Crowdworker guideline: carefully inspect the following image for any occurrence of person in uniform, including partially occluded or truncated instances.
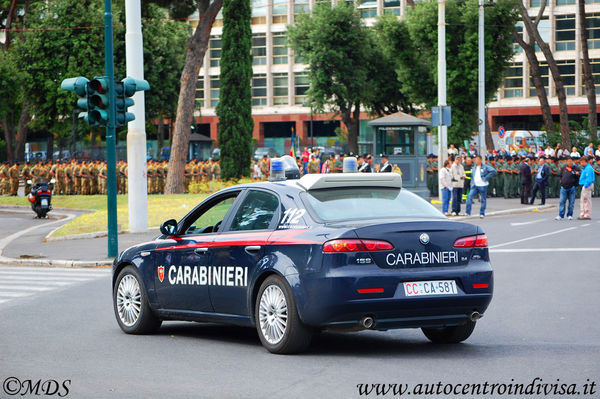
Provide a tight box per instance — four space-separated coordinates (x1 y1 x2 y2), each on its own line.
8 162 20 196
0 162 10 195
90 161 99 195
73 161 82 195
426 155 433 196
147 161 155 194
431 154 439 197
379 154 392 173
308 154 320 174
259 156 270 180
502 156 512 199
593 157 600 197
22 162 32 195
184 161 193 193
462 157 472 202
211 159 221 180
99 162 107 195
80 162 91 195
120 162 128 194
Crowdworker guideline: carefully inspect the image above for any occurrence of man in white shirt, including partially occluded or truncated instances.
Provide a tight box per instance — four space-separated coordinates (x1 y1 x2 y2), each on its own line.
544 145 555 157
466 156 497 218
448 144 459 157
595 145 600 158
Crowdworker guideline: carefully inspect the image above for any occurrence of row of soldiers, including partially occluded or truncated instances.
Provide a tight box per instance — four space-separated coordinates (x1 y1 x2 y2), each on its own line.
426 154 600 199
0 159 223 196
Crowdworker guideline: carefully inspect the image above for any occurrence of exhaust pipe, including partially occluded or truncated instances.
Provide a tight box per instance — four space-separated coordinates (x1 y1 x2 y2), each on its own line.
468 311 482 322
360 316 375 329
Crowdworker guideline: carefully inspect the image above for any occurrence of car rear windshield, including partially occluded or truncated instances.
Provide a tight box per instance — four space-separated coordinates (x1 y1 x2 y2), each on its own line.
302 188 444 222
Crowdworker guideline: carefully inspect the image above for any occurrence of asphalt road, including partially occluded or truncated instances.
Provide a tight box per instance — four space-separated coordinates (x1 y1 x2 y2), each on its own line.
0 209 598 398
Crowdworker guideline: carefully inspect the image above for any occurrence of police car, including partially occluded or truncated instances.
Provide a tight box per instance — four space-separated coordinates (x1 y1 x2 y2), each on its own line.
112 157 493 354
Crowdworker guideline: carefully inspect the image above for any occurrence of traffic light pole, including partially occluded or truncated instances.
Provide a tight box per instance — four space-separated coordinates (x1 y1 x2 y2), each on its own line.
104 0 119 258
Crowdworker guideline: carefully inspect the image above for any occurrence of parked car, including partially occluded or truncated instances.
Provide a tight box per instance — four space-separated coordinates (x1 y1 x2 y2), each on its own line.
253 147 277 160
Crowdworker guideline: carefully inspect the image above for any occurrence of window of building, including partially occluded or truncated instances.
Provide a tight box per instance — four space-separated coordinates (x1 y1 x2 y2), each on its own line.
555 14 575 51
294 73 309 105
529 61 549 97
210 77 219 107
384 0 401 15
530 0 541 7
513 22 523 53
273 73 289 105
273 32 288 64
252 74 267 106
582 59 600 95
556 0 575 5
358 0 377 18
252 0 267 24
503 63 523 98
209 36 221 67
273 0 288 24
534 17 550 52
556 60 575 95
587 13 600 50
252 34 267 65
294 0 310 16
195 77 204 108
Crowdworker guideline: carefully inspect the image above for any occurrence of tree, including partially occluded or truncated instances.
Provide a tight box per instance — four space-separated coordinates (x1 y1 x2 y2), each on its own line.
288 3 410 154
165 0 223 193
578 0 597 138
215 0 252 179
519 0 571 149
382 0 519 146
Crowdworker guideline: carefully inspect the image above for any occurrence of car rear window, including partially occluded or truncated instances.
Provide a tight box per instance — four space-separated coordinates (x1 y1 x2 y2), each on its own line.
302 188 444 222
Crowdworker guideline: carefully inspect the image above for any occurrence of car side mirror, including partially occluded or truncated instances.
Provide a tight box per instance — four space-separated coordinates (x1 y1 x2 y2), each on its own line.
160 219 178 236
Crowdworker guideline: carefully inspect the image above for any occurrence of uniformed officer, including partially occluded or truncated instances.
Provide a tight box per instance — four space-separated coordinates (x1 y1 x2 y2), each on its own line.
120 162 128 194
462 157 472 201
308 154 320 174
503 156 512 199
8 162 20 196
211 159 221 180
357 155 371 173
332 154 343 173
426 155 434 195
431 154 439 196
184 161 193 193
98 162 107 195
593 157 600 197
379 154 392 173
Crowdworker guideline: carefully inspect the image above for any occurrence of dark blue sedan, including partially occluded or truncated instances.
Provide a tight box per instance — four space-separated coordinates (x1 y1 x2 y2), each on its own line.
112 172 493 354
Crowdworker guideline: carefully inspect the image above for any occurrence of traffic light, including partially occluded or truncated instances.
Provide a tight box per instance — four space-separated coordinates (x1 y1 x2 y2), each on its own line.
115 77 150 126
61 77 90 120
86 77 110 126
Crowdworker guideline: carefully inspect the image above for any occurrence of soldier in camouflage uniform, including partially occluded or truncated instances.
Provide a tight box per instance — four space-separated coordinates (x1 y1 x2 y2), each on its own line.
120 162 128 194
426 155 434 196
431 155 439 197
548 158 560 198
147 161 155 194
98 162 107 195
8 162 20 196
81 162 91 195
593 157 600 197
211 159 221 180
22 162 32 195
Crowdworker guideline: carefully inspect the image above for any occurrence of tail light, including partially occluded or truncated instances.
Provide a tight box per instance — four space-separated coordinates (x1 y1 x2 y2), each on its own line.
323 239 394 253
453 234 488 248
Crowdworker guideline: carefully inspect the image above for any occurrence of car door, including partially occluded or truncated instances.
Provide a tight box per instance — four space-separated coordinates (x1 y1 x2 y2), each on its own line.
153 191 241 313
208 189 281 316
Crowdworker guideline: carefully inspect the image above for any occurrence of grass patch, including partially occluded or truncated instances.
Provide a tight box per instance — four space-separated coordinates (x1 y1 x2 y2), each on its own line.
0 194 209 237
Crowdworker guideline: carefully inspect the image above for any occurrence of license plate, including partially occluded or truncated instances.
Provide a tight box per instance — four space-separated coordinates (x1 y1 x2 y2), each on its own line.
41 199 48 207
403 280 458 297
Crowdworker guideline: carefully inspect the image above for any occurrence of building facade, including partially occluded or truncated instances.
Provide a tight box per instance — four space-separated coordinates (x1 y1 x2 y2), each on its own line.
488 0 600 133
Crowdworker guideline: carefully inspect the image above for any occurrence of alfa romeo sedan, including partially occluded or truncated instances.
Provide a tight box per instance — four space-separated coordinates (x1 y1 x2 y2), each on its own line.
112 172 493 354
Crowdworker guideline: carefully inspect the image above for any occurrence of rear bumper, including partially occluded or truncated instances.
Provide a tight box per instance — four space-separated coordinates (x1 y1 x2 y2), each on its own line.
294 261 493 330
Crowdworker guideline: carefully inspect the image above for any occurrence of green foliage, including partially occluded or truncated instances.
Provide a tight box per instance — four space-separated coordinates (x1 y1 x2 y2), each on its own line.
381 0 519 144
216 0 253 179
0 49 28 119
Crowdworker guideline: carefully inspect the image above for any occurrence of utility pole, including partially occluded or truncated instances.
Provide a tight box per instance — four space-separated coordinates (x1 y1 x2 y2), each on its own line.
478 0 486 158
125 0 148 232
104 0 119 257
437 0 448 199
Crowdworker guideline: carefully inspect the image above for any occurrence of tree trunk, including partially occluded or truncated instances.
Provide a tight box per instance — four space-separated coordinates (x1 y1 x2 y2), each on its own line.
157 115 164 156
2 117 15 163
340 103 360 154
485 108 494 151
513 30 555 133
14 102 31 162
165 0 223 194
520 0 571 149
2 0 18 50
578 0 598 138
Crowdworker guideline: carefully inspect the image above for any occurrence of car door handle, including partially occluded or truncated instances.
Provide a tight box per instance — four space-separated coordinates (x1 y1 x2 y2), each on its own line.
245 245 261 253
194 247 209 255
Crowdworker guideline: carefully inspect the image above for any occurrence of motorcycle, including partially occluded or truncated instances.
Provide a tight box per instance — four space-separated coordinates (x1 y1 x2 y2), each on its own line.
27 179 54 218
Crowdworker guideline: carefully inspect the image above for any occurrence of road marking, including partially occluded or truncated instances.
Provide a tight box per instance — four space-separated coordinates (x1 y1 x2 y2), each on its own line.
489 227 578 249
0 292 30 298
0 274 95 282
581 223 591 227
510 219 547 226
0 284 54 291
490 248 600 253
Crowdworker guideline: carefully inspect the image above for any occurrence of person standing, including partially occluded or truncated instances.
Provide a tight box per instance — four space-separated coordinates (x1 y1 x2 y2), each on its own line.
519 158 532 204
379 154 392 173
583 142 594 157
450 156 466 216
595 145 600 158
439 160 452 216
555 157 580 220
447 144 458 157
466 155 497 218
530 157 549 205
570 147 581 158
578 156 595 220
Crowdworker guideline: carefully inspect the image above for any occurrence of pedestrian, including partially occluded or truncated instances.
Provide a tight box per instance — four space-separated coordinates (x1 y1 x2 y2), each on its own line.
583 142 594 157
519 157 532 204
595 145 600 158
301 147 310 174
578 156 595 220
450 156 466 216
447 144 458 157
555 157 580 220
357 155 371 173
439 160 452 216
529 157 549 205
379 154 392 173
570 146 581 158
465 155 497 218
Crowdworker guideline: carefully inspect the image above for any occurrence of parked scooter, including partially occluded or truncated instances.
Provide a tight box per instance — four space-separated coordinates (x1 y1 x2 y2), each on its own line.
27 179 54 218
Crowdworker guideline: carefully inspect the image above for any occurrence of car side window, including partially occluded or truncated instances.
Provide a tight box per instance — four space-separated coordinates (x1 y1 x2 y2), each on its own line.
183 195 238 235
229 190 279 232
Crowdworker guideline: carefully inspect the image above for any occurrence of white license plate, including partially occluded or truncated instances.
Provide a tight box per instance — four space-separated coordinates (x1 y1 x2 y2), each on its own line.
403 280 458 297
41 199 48 206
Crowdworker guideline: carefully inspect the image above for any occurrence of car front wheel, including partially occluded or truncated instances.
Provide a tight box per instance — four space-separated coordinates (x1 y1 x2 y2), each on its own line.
421 319 476 344
113 265 161 334
255 275 312 354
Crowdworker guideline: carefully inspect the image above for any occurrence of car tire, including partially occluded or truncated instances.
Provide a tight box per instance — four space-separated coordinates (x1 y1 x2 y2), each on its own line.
255 275 312 354
113 265 161 334
421 320 476 344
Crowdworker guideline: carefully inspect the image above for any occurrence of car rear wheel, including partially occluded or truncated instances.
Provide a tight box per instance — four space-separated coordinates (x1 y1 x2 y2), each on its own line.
113 265 161 334
255 275 312 354
421 320 476 344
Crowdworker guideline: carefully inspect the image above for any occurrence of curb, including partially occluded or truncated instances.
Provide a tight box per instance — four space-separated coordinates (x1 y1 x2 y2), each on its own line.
44 226 160 242
452 204 556 220
0 256 112 268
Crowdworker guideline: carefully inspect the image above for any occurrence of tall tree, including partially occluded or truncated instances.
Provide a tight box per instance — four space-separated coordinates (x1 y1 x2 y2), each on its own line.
165 0 223 193
578 0 597 138
216 0 252 179
519 0 571 148
380 0 519 145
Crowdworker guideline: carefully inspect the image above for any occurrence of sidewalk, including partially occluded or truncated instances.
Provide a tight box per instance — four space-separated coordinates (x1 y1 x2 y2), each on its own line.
0 197 559 267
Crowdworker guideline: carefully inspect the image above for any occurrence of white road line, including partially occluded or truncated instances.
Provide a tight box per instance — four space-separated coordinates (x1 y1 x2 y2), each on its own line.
0 266 110 272
0 299 10 304
0 292 30 298
0 275 93 282
490 248 600 253
0 285 54 291
510 219 547 226
489 226 578 249
0 269 109 276
3 280 72 286
581 223 591 227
